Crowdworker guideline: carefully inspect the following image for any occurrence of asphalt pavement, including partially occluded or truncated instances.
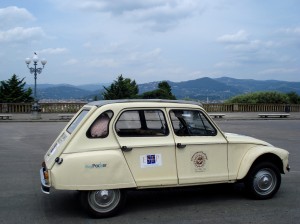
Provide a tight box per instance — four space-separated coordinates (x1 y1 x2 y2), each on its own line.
0 119 299 223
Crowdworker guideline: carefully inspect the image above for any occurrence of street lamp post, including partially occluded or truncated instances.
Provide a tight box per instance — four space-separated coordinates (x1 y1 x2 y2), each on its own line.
25 53 47 119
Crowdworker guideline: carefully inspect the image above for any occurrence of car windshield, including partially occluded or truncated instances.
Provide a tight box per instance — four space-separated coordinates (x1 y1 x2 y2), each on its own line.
67 109 90 134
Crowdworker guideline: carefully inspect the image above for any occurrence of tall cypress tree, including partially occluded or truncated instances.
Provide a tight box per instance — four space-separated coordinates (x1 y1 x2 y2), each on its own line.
141 81 176 99
103 75 139 100
0 74 33 103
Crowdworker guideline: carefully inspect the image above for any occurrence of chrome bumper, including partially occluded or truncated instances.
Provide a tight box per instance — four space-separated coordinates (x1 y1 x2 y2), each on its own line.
40 168 50 194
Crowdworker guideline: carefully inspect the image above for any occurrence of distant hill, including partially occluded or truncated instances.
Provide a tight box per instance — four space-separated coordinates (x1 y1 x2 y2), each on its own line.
27 77 300 101
76 83 108 92
38 85 91 100
138 77 241 101
215 77 300 94
170 77 241 101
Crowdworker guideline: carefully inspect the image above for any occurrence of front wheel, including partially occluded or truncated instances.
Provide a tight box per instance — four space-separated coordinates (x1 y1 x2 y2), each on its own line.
244 162 281 199
80 189 126 218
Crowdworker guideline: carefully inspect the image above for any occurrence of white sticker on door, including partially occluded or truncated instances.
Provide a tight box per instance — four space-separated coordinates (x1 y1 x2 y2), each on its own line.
140 154 162 168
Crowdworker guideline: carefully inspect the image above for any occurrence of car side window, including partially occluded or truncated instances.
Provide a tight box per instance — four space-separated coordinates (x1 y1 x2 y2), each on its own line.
116 110 169 137
87 111 113 138
170 110 217 136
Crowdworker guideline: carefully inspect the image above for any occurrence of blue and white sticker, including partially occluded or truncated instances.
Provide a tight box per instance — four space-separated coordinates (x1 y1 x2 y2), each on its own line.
140 154 162 168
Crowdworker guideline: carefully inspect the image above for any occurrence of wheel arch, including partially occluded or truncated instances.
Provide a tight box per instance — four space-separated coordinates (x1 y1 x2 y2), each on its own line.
250 153 283 173
237 149 284 180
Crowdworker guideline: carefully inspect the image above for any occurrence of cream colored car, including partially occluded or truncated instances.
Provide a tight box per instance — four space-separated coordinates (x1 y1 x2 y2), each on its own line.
40 100 290 218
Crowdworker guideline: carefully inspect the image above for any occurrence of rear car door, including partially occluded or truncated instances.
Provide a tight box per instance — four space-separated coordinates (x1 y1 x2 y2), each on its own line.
114 109 178 187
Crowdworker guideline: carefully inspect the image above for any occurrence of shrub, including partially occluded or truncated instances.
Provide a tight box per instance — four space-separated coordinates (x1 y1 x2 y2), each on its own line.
226 91 289 104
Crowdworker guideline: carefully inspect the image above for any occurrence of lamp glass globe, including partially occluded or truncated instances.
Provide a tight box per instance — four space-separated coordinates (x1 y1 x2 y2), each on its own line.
25 58 31 64
33 55 39 63
41 59 47 65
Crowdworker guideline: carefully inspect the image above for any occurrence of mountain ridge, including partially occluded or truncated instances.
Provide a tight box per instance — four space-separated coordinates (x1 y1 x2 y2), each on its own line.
26 77 300 101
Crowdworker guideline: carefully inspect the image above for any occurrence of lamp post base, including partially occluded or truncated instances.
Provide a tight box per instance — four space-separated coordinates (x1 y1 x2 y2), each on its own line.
31 110 42 120
31 102 42 120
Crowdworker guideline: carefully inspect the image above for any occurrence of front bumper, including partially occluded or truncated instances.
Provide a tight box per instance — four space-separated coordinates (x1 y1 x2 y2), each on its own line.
40 168 50 194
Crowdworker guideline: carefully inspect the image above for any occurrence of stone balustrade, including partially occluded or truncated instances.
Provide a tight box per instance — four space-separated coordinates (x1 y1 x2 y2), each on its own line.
0 102 299 113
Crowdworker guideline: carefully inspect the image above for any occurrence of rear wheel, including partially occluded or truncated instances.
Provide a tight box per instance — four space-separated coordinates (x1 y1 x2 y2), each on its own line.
245 162 281 199
80 189 126 218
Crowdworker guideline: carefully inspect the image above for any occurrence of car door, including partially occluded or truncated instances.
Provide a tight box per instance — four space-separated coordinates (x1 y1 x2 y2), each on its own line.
114 109 178 187
167 109 229 185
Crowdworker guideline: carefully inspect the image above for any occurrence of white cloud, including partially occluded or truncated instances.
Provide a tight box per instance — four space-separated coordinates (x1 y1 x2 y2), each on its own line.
224 40 274 52
75 0 199 15
0 27 44 42
0 6 35 27
277 27 300 35
136 66 186 83
2 0 300 84
84 45 162 69
83 42 92 48
88 58 119 68
258 68 299 75
64 58 79 65
84 41 126 54
214 61 240 68
53 0 204 31
38 48 68 54
217 30 249 44
216 29 285 69
123 0 202 31
128 48 162 62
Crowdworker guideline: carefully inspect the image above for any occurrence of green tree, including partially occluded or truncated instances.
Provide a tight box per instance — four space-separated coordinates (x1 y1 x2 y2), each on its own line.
141 81 176 99
226 91 289 104
103 75 139 100
93 95 99 101
0 74 33 103
158 81 172 95
286 91 300 104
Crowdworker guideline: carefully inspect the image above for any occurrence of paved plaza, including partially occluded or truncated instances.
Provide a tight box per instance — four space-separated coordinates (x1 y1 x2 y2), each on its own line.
0 118 299 223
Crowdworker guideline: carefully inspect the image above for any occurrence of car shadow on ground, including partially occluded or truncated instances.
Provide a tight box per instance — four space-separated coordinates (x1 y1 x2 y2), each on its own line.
124 183 246 213
39 183 246 219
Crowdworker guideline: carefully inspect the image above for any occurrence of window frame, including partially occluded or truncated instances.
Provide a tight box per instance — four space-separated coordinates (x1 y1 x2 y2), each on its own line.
86 110 114 139
169 109 217 137
67 109 90 134
115 109 169 137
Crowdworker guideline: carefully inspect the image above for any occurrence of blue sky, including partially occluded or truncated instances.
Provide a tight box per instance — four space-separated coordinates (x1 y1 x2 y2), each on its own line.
0 0 299 85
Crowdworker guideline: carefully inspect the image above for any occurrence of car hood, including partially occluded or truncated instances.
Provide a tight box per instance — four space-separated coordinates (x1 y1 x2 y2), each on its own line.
224 132 272 146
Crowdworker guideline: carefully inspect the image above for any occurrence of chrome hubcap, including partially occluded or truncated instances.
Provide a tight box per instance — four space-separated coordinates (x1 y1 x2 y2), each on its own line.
99 190 109 201
253 168 277 195
88 190 121 213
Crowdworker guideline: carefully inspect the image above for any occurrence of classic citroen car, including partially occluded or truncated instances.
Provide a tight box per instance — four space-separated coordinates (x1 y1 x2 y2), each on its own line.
40 100 290 218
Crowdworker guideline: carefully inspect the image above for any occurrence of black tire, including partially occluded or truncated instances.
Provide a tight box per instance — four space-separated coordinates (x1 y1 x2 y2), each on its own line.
244 162 281 200
80 189 126 218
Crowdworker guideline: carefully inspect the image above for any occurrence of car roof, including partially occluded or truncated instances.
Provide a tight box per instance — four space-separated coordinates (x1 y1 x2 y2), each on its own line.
87 99 203 108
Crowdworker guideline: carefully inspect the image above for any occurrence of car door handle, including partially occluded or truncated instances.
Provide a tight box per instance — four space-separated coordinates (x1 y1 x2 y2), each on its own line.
177 143 186 149
121 146 133 152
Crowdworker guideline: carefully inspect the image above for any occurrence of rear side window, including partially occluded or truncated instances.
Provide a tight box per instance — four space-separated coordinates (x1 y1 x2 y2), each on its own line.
170 110 217 136
116 110 169 137
87 111 113 138
67 109 89 134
